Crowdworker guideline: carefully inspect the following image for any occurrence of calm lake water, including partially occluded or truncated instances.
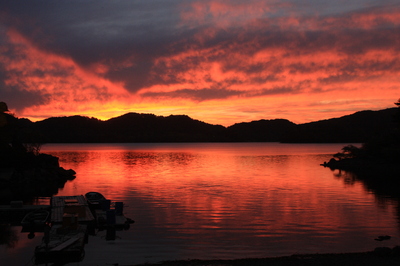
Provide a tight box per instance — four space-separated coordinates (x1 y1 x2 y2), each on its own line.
1 143 400 265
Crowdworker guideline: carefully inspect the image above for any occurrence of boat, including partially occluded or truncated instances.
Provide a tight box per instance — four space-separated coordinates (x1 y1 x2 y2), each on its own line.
21 209 49 232
84 192 135 230
85 192 106 209
35 224 87 264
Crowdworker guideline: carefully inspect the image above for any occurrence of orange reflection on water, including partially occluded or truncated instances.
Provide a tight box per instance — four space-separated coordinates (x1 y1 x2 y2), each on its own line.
41 143 399 258
38 143 400 259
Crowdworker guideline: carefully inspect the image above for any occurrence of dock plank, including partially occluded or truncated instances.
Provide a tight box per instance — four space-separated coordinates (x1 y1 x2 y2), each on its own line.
50 236 80 251
35 224 87 264
94 209 133 229
51 195 94 224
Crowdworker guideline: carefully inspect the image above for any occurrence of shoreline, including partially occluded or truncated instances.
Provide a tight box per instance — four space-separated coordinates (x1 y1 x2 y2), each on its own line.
132 249 400 266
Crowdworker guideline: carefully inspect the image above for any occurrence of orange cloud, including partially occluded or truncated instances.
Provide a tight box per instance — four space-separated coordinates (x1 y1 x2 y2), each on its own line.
2 29 132 117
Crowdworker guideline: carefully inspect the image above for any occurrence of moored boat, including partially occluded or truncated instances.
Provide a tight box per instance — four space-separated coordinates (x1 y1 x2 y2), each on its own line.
85 192 106 209
34 224 87 264
21 209 49 232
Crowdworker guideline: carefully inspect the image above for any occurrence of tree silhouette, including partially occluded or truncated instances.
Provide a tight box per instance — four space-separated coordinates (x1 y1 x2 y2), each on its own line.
0 102 15 149
333 144 363 160
394 98 400 127
330 98 400 163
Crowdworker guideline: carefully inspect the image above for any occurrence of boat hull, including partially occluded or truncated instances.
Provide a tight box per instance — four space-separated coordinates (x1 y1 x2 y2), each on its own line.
21 209 49 232
34 224 87 264
85 192 107 209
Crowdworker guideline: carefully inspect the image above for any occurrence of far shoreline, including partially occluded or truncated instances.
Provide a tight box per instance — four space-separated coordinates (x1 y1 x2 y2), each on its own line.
132 249 400 266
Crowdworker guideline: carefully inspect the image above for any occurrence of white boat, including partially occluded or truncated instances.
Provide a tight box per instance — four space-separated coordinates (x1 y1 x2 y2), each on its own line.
21 209 49 232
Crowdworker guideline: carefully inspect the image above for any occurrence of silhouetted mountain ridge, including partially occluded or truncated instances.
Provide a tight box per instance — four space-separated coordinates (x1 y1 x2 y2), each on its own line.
291 108 398 143
227 119 297 142
17 108 398 143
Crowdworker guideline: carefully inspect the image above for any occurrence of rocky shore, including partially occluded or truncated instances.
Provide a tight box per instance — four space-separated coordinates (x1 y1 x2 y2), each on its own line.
1 103 76 203
134 248 400 266
0 153 76 203
322 157 400 197
322 157 399 174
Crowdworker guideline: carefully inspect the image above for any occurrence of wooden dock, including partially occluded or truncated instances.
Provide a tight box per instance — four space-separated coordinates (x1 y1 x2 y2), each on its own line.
94 209 134 230
33 194 134 261
33 195 93 263
51 195 95 224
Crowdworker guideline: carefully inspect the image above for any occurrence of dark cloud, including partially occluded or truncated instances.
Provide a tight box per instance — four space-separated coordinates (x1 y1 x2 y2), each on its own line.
256 86 299 96
0 57 51 111
141 84 298 102
142 87 242 101
0 1 181 64
0 82 51 112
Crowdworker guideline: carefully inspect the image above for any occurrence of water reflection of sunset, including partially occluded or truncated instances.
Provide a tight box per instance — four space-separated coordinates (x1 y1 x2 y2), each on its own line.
45 144 399 253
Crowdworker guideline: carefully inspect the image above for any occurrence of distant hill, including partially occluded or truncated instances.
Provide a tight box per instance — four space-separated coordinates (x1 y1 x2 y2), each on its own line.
284 108 398 143
20 113 228 143
226 119 297 142
16 108 398 143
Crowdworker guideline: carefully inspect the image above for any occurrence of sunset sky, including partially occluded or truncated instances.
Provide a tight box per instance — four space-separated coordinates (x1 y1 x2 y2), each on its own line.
1 0 399 126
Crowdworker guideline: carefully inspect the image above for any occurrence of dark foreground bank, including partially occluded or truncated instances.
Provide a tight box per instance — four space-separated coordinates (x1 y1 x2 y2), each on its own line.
133 249 400 266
